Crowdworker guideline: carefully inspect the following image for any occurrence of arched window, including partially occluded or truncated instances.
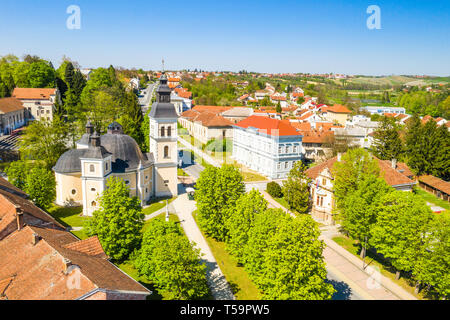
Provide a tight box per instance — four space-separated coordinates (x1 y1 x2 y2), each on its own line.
167 126 172 137
71 189 77 195
89 164 95 173
160 126 165 137
164 146 169 158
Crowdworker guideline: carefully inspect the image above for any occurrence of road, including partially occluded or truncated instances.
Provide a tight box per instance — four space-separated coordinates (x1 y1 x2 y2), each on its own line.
138 82 156 113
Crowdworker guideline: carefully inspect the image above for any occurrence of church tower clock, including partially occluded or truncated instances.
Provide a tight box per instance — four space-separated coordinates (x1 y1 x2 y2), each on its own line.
148 72 179 197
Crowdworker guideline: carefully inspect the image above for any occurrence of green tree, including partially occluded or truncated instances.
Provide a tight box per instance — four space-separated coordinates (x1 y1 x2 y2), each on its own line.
85 177 144 261
332 148 380 213
405 114 426 175
371 116 404 161
135 219 209 300
5 160 30 190
370 191 434 280
28 61 55 88
245 208 290 283
196 164 245 241
225 190 268 263
64 62 75 88
259 214 334 300
341 176 393 259
414 212 450 298
19 117 71 170
433 124 450 181
120 91 145 148
276 102 282 113
282 161 311 214
25 165 56 209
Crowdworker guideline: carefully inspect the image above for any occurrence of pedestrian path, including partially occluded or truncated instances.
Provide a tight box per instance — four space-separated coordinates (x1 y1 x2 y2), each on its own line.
178 137 221 168
172 192 235 300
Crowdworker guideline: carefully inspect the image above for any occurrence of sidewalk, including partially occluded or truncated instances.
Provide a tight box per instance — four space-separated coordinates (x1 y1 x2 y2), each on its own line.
178 136 221 168
172 193 235 300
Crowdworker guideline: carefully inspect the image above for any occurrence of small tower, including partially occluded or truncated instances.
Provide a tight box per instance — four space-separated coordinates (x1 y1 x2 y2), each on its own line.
148 72 179 198
80 131 112 216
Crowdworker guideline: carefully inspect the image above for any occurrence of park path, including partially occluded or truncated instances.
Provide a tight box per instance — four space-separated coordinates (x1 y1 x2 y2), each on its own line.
178 136 221 168
171 190 235 300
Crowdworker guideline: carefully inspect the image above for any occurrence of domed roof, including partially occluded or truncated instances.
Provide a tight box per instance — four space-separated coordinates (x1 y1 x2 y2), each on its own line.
54 126 153 174
100 133 152 173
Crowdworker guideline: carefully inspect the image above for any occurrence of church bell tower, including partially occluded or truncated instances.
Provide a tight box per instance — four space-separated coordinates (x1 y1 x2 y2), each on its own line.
148 71 179 197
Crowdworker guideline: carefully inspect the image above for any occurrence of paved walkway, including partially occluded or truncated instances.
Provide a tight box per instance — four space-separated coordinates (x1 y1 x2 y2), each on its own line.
172 191 235 300
178 137 221 168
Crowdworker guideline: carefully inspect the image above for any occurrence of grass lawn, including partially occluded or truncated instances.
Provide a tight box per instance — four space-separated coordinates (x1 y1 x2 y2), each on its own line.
70 229 89 240
192 210 261 300
332 235 432 300
143 197 176 216
414 188 450 211
47 205 89 228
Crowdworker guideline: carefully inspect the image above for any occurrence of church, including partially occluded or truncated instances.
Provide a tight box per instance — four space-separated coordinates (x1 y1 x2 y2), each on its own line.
53 73 178 216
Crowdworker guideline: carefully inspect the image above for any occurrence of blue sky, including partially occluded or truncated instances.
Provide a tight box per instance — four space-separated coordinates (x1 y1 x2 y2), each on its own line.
0 0 449 75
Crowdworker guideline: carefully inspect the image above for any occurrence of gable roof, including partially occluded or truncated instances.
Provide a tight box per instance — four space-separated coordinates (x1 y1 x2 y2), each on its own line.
418 175 450 195
323 104 351 114
234 115 301 137
0 98 24 114
12 88 57 100
305 155 415 187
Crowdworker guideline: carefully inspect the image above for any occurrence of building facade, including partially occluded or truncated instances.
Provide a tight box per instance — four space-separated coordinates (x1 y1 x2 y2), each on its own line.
12 88 61 122
232 116 304 179
0 97 25 135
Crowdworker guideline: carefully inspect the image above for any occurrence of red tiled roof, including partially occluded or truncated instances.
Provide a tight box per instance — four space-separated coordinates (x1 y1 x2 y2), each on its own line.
63 236 107 258
12 88 56 100
235 115 301 137
0 98 24 113
323 104 351 114
192 105 233 114
306 155 415 187
419 175 450 195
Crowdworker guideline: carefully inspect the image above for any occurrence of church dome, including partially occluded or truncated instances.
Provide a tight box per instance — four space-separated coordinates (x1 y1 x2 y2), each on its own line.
100 132 152 173
54 122 153 174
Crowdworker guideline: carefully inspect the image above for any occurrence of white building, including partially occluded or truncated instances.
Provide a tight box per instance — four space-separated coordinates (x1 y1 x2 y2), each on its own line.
232 115 304 180
361 106 406 115
12 88 61 122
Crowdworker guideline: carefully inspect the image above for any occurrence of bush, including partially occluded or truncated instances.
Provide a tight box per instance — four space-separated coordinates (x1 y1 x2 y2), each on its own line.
266 181 282 198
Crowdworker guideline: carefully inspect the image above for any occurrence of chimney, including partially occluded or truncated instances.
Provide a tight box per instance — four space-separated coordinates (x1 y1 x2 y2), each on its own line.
391 158 397 169
32 233 40 245
63 258 72 274
15 205 24 231
337 153 342 162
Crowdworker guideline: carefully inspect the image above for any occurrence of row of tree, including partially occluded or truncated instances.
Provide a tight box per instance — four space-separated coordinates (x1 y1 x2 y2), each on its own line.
371 115 450 181
195 164 335 299
85 177 209 299
333 149 449 299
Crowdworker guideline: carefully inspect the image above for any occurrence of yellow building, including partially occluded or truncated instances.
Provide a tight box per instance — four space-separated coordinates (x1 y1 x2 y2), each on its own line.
53 73 178 216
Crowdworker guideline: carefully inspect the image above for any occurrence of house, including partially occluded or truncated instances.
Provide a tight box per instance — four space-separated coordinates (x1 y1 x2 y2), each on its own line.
255 89 270 100
171 91 192 115
12 88 61 122
306 155 416 225
179 108 234 144
232 116 304 179
0 177 150 300
80 68 92 80
322 104 351 125
418 175 450 203
290 121 334 161
220 107 254 123
0 98 26 135
270 95 287 108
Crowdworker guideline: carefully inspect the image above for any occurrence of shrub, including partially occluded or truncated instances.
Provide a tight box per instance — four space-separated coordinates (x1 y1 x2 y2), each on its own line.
266 181 282 198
